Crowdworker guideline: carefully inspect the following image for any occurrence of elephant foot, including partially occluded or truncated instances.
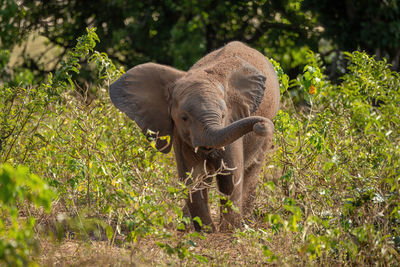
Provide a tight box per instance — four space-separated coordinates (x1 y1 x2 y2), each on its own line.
192 220 216 233
176 214 216 232
219 216 243 232
219 219 235 232
177 217 194 232
219 209 243 232
202 223 216 233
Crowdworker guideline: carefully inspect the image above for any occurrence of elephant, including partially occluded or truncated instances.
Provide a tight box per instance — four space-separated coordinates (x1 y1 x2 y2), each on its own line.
109 41 280 231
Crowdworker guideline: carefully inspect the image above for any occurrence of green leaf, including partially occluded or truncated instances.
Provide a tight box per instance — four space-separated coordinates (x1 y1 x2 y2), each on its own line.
106 225 114 241
193 216 203 226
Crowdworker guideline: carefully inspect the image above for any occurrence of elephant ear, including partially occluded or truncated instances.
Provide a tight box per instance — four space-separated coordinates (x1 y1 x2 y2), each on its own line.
228 61 266 119
109 63 185 153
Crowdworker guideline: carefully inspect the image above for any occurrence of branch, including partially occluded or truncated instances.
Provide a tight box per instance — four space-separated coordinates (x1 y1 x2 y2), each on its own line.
247 21 309 43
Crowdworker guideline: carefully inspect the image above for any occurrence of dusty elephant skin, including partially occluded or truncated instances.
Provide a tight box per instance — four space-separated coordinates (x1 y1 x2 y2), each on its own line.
109 41 280 232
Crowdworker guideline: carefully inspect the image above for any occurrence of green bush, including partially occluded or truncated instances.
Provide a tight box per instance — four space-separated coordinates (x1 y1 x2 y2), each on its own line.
252 51 400 265
0 164 54 266
1 28 193 263
1 28 399 265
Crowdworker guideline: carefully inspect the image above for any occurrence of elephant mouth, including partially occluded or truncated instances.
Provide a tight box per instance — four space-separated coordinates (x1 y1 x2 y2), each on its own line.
193 146 225 161
194 146 225 154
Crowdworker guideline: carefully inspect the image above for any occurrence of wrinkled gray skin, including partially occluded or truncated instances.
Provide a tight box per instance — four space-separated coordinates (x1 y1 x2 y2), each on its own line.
109 41 280 231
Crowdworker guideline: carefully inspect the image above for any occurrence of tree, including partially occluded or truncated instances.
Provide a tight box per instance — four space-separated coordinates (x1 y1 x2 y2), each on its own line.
8 0 315 79
304 0 400 69
3 0 399 84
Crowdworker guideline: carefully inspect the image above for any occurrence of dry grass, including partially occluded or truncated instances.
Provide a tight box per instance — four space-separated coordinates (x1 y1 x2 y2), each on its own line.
36 231 281 266
38 240 137 267
31 200 280 266
29 158 298 266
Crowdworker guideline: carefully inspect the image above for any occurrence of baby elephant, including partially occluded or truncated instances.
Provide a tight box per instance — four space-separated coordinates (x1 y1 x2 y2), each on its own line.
110 41 280 231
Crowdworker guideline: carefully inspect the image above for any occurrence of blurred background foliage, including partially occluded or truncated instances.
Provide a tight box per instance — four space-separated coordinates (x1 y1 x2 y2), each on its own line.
1 0 399 85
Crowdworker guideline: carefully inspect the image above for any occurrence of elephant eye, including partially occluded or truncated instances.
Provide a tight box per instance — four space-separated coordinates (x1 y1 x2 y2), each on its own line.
181 115 188 122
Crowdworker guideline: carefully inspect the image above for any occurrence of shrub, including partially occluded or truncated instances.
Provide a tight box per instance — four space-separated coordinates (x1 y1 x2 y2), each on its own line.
1 28 192 263
254 51 400 264
1 28 399 265
0 164 54 266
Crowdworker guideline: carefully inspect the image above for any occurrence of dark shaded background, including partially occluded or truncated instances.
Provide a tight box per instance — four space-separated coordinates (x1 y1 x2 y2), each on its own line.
1 0 399 83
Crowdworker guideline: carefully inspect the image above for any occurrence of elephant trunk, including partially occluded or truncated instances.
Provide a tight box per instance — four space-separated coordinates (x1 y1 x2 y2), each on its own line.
192 116 274 149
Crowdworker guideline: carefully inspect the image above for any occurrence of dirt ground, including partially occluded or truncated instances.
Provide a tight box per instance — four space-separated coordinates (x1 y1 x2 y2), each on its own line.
36 229 293 266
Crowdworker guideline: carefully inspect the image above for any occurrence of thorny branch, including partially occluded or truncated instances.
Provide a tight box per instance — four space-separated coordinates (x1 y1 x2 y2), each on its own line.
185 159 237 203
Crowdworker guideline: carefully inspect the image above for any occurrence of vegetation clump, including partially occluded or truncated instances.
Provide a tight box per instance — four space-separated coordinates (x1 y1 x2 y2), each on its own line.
0 28 399 266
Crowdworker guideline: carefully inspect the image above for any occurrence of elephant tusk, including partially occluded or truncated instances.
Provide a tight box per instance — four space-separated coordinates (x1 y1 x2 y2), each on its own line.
194 147 199 153
221 146 225 151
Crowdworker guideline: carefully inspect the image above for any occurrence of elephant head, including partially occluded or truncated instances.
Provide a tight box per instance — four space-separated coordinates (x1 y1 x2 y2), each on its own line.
109 59 273 154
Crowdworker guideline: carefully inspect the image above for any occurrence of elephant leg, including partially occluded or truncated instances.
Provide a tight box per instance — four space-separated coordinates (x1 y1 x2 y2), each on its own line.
242 154 265 215
216 139 244 230
175 152 215 231
217 173 243 231
242 130 274 215
174 139 215 232
185 163 214 232
167 183 213 232
186 187 214 232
